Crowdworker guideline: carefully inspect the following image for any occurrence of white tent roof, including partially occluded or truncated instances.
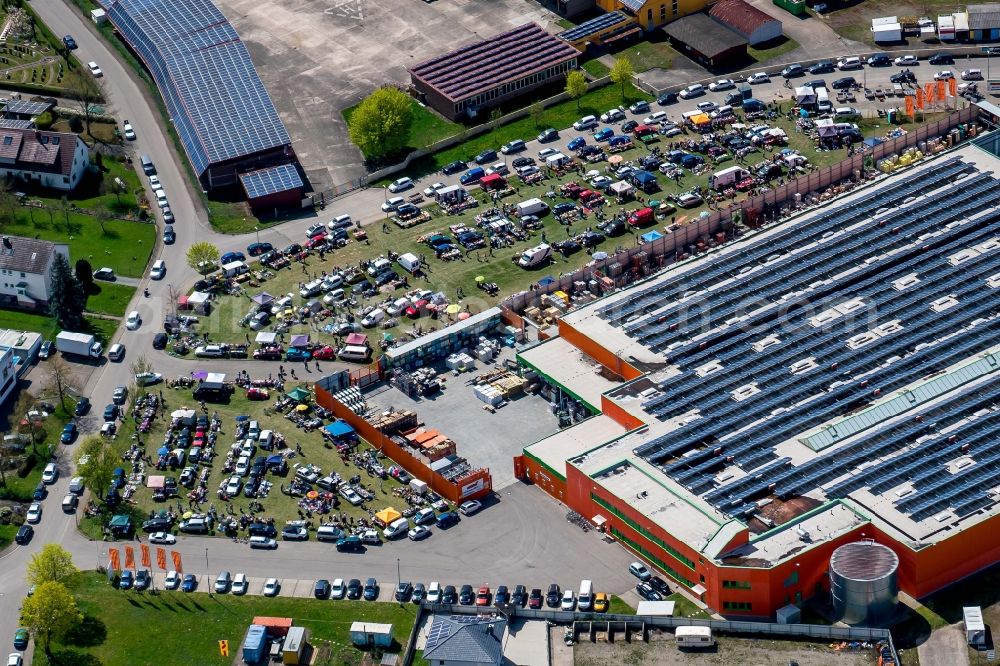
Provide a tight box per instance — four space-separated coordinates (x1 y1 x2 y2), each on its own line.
610 181 634 194
255 331 277 343
187 291 210 305
203 372 226 388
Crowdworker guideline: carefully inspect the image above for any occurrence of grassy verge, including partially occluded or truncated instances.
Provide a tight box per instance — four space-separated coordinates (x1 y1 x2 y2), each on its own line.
581 59 610 78
666 592 710 619
34 571 417 666
84 281 136 317
0 309 119 345
0 212 155 278
607 41 676 73
608 596 635 615
0 524 17 550
748 36 801 64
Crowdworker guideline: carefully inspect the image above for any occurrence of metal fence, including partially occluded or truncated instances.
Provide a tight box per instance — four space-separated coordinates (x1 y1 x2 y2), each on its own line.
501 105 978 319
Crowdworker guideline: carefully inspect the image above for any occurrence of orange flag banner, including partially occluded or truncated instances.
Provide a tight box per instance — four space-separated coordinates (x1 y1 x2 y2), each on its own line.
123 545 135 570
171 550 183 574
156 547 167 571
925 83 935 103
949 78 957 97
140 543 151 568
905 95 915 118
915 87 924 109
936 79 946 101
108 548 120 571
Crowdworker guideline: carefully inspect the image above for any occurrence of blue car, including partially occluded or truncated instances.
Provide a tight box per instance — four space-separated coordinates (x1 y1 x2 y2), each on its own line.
593 127 615 142
680 154 704 169
221 251 245 264
435 511 460 528
459 167 485 185
285 347 311 362
60 423 77 444
181 574 197 592
567 136 587 151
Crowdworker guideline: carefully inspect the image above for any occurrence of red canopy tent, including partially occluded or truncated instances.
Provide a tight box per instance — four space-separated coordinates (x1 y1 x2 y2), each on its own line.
345 333 369 347
480 173 506 190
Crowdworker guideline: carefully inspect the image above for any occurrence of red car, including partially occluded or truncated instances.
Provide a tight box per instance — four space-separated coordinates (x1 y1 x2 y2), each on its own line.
528 588 543 609
475 585 491 606
312 346 337 360
405 299 428 318
246 387 269 400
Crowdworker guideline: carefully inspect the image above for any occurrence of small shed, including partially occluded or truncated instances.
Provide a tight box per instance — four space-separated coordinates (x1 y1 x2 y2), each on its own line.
202 372 226 390
871 16 902 42
282 626 308 665
350 622 393 648
90 7 107 24
964 606 987 646
243 625 268 664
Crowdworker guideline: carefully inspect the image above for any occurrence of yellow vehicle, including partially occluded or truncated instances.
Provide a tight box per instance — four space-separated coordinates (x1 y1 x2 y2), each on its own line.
593 592 609 613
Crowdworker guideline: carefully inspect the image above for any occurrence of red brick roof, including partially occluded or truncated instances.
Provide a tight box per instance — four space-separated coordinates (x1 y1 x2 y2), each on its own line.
709 0 778 36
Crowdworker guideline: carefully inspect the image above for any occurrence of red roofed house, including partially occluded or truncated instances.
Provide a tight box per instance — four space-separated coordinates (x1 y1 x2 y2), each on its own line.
0 128 90 191
709 0 782 46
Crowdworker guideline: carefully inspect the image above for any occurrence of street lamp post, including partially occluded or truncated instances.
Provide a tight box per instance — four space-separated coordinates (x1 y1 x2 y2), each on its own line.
254 226 260 244
205 547 209 571
396 557 401 602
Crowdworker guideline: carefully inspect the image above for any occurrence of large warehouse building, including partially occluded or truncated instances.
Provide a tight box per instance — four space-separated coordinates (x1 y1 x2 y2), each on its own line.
516 143 1000 620
409 23 578 121
100 0 300 193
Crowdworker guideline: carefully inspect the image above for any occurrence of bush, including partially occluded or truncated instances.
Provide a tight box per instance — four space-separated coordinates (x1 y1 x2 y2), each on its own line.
17 455 36 478
69 116 83 132
34 110 53 129
0 506 12 524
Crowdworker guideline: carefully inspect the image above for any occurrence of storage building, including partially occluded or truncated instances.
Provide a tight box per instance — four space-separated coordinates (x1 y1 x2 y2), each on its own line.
240 163 304 211
409 23 578 121
282 626 308 665
967 3 1000 41
349 622 393 649
708 0 782 46
662 13 747 67
871 16 902 42
964 606 986 646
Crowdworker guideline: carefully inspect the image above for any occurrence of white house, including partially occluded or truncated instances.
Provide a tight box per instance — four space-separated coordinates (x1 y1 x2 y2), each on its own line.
0 128 90 191
0 235 69 310
0 346 16 407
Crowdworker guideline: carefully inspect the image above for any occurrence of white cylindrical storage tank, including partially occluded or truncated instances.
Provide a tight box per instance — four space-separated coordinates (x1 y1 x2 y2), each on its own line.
829 541 899 626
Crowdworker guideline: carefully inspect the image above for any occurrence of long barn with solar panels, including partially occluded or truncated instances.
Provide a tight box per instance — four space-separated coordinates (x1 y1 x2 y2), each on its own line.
516 141 1000 619
99 0 298 192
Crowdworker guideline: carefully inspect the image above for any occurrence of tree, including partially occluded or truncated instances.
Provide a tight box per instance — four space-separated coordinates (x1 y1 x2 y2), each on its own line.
13 391 44 456
489 108 503 132
20 581 82 656
565 70 588 109
610 56 635 102
75 259 93 291
26 544 78 587
347 86 414 160
48 253 86 329
186 241 220 273
130 355 152 396
67 74 107 137
529 101 545 128
75 437 116 502
45 355 74 412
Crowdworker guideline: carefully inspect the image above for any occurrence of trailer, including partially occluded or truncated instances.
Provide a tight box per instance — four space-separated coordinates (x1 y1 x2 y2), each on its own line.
55 331 103 359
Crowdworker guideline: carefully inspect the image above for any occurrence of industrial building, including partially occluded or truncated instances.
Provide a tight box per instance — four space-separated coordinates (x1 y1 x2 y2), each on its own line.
408 23 579 121
544 0 714 30
662 13 748 68
516 143 1000 620
99 0 300 193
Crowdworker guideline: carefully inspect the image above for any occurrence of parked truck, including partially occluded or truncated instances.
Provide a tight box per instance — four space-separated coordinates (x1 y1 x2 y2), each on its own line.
55 331 103 359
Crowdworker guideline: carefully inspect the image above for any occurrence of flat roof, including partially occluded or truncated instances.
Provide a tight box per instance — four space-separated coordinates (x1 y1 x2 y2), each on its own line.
409 23 578 103
518 337 623 410
524 414 628 478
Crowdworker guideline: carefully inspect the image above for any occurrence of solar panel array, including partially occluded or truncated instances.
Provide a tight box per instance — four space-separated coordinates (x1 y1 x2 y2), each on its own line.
100 0 290 178
0 119 34 130
557 11 632 43
614 157 1000 522
2 100 52 116
240 163 303 199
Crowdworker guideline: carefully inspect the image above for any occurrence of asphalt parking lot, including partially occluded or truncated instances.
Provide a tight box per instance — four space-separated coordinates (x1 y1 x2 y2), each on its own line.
365 347 561 489
215 0 558 189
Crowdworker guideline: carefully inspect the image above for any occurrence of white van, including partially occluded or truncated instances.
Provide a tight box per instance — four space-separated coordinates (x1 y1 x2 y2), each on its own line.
62 493 78 513
397 252 421 274
316 525 344 542
339 345 372 362
259 430 274 449
360 308 385 328
709 166 751 190
108 343 125 362
834 106 860 120
516 198 549 218
221 260 248 277
518 243 553 268
383 517 409 539
578 580 594 611
150 259 166 280
676 626 715 648
680 83 705 99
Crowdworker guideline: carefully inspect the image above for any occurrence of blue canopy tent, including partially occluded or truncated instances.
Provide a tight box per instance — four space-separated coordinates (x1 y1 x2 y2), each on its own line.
640 230 664 243
323 420 358 444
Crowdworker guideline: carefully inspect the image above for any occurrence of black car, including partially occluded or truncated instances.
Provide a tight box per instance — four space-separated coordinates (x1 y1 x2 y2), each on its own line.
890 70 917 84
103 404 118 421
15 524 33 544
553 202 576 217
474 149 497 164
32 483 46 501
636 582 662 601
929 53 954 65
580 230 605 248
511 584 527 607
809 60 835 74
804 79 827 91
347 578 362 599
442 585 458 604
135 569 152 591
152 332 168 350
537 128 559 143
831 76 856 90
511 156 535 169
459 584 475 605
394 581 413 602
314 579 331 599
247 242 273 256
648 576 670 596
600 218 626 236
363 578 379 601
781 63 805 78
74 397 91 416
62 35 77 50
442 160 467 175
621 119 639 133
112 385 128 405
545 583 561 608
656 91 677 106
494 585 510 606
412 583 426 603
555 239 581 256
142 517 173 532
248 522 277 538
868 53 892 67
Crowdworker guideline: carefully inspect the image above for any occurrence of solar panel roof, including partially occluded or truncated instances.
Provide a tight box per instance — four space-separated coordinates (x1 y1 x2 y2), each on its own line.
557 11 632 43
2 100 52 116
100 0 290 178
0 119 34 129
240 163 303 199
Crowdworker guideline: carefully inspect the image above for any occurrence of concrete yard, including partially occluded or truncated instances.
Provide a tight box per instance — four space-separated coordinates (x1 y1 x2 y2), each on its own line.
214 0 559 189
366 347 561 489
574 633 878 666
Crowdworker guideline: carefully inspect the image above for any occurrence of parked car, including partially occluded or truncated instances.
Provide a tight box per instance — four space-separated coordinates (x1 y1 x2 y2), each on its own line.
331 578 346 599
537 128 559 143
388 177 413 193
347 578 362 600
474 149 497 164
528 588 543 609
408 525 431 541
781 63 804 78
62 35 77 49
87 61 103 77
629 100 650 114
122 121 136 141
656 91 677 105
476 585 491 606
459 584 475 605
442 160 466 175
708 78 734 92
894 55 919 67
181 574 197 592
363 578 379 601
636 582 662 601
12 629 28 650
394 581 413 602
629 561 652 581
314 579 331 599
38 340 53 359
459 500 482 515
263 578 280 597
148 532 176 545
929 53 954 65
747 72 769 84
247 242 273 256
14 525 32 545
545 583 561 608
60 423 77 444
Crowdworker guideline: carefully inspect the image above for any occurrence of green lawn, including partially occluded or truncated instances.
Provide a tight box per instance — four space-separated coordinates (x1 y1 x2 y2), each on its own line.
84 281 136 317
60 158 143 214
581 59 610 78
34 572 418 666
0 308 119 345
344 99 462 160
607 41 676 73
0 401 71 502
0 212 155 278
0 524 17 550
608 596 635 615
748 36 800 64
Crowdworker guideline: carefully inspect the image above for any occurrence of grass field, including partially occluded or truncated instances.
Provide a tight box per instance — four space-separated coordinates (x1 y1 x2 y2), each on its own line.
607 41 676 73
34 571 418 666
581 58 611 78
79 389 458 540
0 524 17 550
748 36 801 64
0 212 155 278
608 596 635 615
0 308 119 345
84 281 136 317
0 398 71 502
